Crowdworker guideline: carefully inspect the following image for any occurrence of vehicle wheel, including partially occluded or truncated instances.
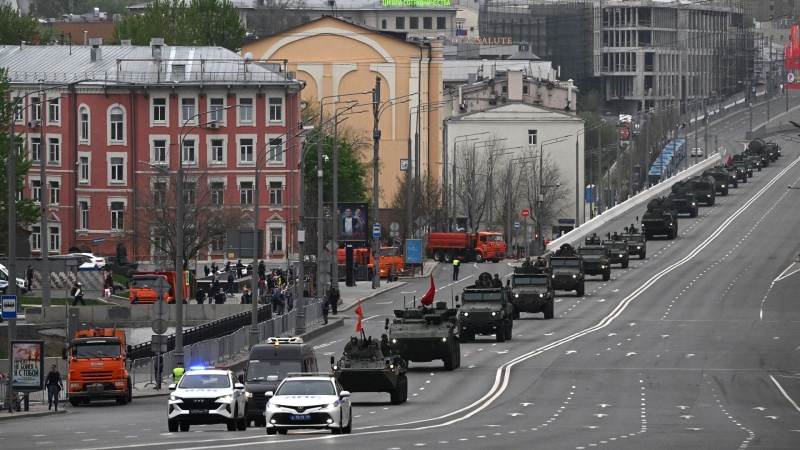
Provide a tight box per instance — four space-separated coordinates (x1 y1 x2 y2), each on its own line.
168 420 179 432
331 418 342 435
504 320 513 340
603 270 610 281
758 166 761 172
69 398 80 407
227 419 237 432
690 207 697 218
458 331 470 343
266 428 277 435
576 283 585 297
743 176 748 183
492 259 500 263
343 409 353 434
454 341 461 368
723 188 729 196
391 375 407 405
512 309 520 320
495 323 506 342
278 429 288 435
443 251 453 263
622 259 629 269
640 252 646 260
237 411 247 431
127 377 133 403
707 197 714 206
180 422 191 432
443 347 455 371
433 250 443 262
475 253 484 263
545 300 554 320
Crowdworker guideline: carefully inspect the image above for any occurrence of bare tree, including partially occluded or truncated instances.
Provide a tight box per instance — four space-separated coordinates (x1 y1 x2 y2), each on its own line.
389 171 444 240
132 168 247 269
492 156 525 247
453 141 488 232
518 145 570 246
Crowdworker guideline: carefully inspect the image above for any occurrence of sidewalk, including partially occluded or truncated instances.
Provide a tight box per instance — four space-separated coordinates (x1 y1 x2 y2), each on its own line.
0 403 67 421
334 261 437 312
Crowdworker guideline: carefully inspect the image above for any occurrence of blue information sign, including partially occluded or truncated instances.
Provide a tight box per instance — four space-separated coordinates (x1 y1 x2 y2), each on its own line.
514 221 520 231
405 239 423 264
2 295 18 320
91 237 105 244
372 223 381 238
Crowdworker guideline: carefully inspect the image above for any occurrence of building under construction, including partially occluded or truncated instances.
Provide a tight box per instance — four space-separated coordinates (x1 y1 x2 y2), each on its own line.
480 0 755 114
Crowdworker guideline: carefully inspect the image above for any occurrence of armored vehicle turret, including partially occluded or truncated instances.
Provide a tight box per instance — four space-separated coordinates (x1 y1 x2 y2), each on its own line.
332 332 408 405
457 273 514 343
641 196 678 239
510 265 556 319
388 302 461 371
748 138 770 168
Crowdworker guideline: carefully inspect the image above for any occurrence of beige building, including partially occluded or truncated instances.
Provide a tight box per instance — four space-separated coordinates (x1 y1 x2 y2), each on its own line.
242 17 444 205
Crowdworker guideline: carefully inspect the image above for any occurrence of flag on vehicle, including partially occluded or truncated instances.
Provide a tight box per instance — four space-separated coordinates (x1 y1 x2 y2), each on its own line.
355 300 363 332
420 274 436 306
727 155 733 165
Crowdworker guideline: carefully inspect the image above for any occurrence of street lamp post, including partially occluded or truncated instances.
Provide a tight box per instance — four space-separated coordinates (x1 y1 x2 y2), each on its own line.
537 137 569 254
407 101 445 239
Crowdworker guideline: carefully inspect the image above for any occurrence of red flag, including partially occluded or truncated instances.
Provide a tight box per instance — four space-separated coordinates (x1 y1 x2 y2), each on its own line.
354 300 363 332
727 155 733 165
420 274 436 306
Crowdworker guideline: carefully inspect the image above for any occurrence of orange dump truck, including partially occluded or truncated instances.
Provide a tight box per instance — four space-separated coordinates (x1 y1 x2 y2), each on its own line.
427 232 506 263
62 328 132 406
337 246 404 278
129 271 194 304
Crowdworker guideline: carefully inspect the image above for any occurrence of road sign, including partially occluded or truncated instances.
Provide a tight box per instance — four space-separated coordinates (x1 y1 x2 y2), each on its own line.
389 231 399 238
91 237 105 244
151 299 168 317
521 209 530 218
2 295 17 320
400 159 409 171
151 335 168 353
151 318 169 335
592 206 599 216
405 239 423 264
373 223 381 238
789 73 795 83
149 276 172 297
390 222 400 232
514 221 520 231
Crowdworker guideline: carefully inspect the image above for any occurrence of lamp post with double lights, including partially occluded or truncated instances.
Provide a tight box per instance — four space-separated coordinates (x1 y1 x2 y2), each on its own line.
575 122 605 228
407 100 445 239
450 132 490 230
537 136 570 255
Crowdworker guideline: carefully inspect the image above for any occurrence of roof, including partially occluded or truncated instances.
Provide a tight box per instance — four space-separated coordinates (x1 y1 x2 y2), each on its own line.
447 103 584 123
129 0 255 10
304 0 457 10
443 60 554 83
0 44 296 87
507 50 541 61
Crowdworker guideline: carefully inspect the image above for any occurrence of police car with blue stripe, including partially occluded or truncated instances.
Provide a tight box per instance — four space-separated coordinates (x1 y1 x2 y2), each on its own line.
167 366 247 432
264 373 352 435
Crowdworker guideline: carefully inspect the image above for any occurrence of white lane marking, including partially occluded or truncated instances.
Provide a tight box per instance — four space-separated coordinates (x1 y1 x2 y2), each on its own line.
770 375 800 412
775 263 800 282
361 315 380 321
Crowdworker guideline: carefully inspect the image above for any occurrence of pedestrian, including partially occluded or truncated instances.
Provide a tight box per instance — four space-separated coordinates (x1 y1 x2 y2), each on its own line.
172 362 185 383
105 273 114 291
72 282 86 306
284 286 293 312
195 287 206 305
227 271 235 296
26 265 34 291
241 286 252 304
45 364 63 411
131 293 140 304
452 258 460 281
203 265 210 277
329 287 339 315
273 288 283 314
258 275 265 298
214 288 226 304
212 277 220 295
210 261 218 273
246 263 253 277
322 296 330 324
224 260 231 274
236 259 244 279
258 260 266 279
303 275 310 299
154 352 164 389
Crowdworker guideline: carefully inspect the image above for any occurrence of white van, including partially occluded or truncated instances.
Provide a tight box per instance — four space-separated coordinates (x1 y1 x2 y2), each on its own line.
0 264 28 294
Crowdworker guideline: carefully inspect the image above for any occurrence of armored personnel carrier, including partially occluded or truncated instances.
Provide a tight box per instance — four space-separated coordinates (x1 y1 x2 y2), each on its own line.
457 273 514 342
332 332 408 405
388 302 461 371
620 224 646 259
641 196 678 239
578 245 611 281
702 167 733 195
548 244 585 297
668 180 699 217
510 265 555 319
689 175 716 206
602 234 630 268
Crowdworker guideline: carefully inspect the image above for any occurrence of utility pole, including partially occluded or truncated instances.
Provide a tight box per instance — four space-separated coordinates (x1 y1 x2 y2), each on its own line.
694 105 699 163
597 128 602 213
407 120 413 240
487 154 494 230
331 116 339 293
296 140 307 335
316 111 324 299
704 102 709 160
615 133 621 207
714 135 718 157
6 102 20 411
506 163 512 248
749 102 753 132
371 77 381 289
37 114 51 308
174 138 185 365
575 134 580 228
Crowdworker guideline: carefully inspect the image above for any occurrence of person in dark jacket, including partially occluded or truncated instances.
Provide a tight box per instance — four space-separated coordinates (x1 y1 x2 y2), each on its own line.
203 265 210 277
329 288 340 315
195 288 206 305
236 259 244 279
214 288 226 304
72 283 85 306
26 266 35 291
154 352 164 389
45 364 63 410
227 271 235 296
322 296 330 324
258 260 266 279
241 286 252 304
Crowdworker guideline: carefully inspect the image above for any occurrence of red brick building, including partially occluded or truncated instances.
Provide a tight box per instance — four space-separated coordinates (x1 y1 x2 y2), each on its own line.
1 39 304 263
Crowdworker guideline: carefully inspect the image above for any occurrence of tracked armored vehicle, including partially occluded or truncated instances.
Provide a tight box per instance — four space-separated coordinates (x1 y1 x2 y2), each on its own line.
388 302 461 371
548 244 585 297
510 265 555 319
668 180 699 217
641 197 678 239
332 332 408 405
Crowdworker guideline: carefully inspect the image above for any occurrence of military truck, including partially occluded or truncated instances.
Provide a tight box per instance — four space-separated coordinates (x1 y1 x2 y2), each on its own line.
702 167 732 195
331 332 408 405
765 142 779 162
548 244 585 296
641 197 678 239
388 302 461 371
457 273 514 342
721 165 739 188
689 175 716 206
742 150 762 171
668 180 699 217
602 236 630 269
620 224 646 259
748 138 770 168
510 265 555 319
578 245 611 281
727 158 749 183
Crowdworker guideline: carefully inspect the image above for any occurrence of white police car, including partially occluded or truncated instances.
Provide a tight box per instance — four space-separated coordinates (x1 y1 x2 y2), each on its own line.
264 374 352 435
167 367 248 432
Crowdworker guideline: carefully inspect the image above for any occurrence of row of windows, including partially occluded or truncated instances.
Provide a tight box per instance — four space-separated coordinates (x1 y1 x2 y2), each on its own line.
29 225 61 252
206 227 285 254
12 96 61 126
150 180 285 207
148 135 284 167
382 16 447 30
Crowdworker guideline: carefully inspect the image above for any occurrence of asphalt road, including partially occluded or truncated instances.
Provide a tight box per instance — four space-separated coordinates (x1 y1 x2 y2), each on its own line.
3 108 800 450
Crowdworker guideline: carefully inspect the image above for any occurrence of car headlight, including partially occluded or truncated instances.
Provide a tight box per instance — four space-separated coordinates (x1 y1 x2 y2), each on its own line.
392 338 397 344
637 246 641 249
692 203 696 206
491 311 497 316
601 265 606 268
324 401 340 409
442 337 447 342
169 395 182 401
514 293 519 298
539 293 545 298
619 254 624 257
217 395 233 402
70 382 80 388
722 184 726 187
551 275 555 278
245 392 253 398
572 274 577 278
267 402 281 411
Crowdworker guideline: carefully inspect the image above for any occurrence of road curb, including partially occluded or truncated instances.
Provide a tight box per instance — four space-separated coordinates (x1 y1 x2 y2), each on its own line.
340 282 407 312
0 409 67 421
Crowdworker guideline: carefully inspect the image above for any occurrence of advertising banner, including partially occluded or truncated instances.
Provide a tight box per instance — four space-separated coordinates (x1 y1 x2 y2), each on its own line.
11 340 45 390
785 25 800 89
338 202 369 243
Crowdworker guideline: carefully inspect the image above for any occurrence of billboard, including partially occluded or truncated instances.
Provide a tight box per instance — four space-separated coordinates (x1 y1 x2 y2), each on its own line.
337 203 369 242
405 239 423 264
787 25 800 70
11 340 45 390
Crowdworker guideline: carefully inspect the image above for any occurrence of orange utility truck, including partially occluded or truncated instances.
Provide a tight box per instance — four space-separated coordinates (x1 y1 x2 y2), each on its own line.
129 271 194 304
336 246 404 279
427 232 506 263
63 328 132 406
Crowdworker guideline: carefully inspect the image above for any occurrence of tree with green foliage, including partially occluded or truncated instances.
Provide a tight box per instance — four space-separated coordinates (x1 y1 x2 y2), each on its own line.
0 5 40 45
113 0 244 51
0 68 43 254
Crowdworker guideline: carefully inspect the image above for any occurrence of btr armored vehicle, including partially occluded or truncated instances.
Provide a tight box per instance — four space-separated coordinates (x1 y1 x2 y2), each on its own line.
388 302 461 371
728 158 749 182
641 197 678 239
578 245 611 281
510 265 555 319
332 332 408 405
457 273 514 343
548 244 585 297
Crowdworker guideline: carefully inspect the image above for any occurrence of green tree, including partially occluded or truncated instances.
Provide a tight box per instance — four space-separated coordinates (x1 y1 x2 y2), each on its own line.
113 0 244 51
0 5 40 45
0 68 42 254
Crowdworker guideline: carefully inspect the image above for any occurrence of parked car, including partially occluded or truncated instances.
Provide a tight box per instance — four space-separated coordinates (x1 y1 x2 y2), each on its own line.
690 148 704 157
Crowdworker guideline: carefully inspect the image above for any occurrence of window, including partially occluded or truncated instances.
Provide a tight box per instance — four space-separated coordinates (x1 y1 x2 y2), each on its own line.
184 182 196 205
79 107 90 143
270 227 283 253
31 226 41 251
110 157 124 182
210 98 224 123
381 19 387 29
30 137 41 162
153 230 168 256
437 17 446 29
182 139 196 164
269 182 283 205
210 139 224 163
48 98 60 124
240 181 253 205
49 181 60 205
153 98 167 123
410 17 419 29
528 129 538 145
153 139 167 163
211 182 225 205
396 17 405 29
210 235 225 252
423 17 432 29
32 180 41 202
239 138 254 163
13 97 23 122
79 201 89 230
31 97 41 122
79 156 90 183
523 85 529 95
268 138 283 163
239 97 253 123
49 226 60 252
48 137 60 164
182 97 196 122
111 202 125 230
269 98 282 122
110 106 124 143
154 182 167 206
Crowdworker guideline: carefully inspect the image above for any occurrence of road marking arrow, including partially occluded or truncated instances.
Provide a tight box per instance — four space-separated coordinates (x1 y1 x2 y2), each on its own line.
597 404 611 408
594 414 608 418
661 335 670 338
496 350 509 354
686 354 696 358
608 333 617 337
626 352 637 356
686 428 703 431
680 415 694 419
565 350 577 354
765 416 779 420
753 407 766 411
612 289 620 292
468 364 477 369
629 323 636 326
598 298 606 302
543 332 554 336
509 413 524 417
521 403 533 406
585 426 599 429
677 406 690 410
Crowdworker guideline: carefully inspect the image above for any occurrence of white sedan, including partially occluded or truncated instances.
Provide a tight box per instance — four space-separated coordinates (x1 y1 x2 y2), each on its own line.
264 375 352 435
690 148 704 157
69 253 106 270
